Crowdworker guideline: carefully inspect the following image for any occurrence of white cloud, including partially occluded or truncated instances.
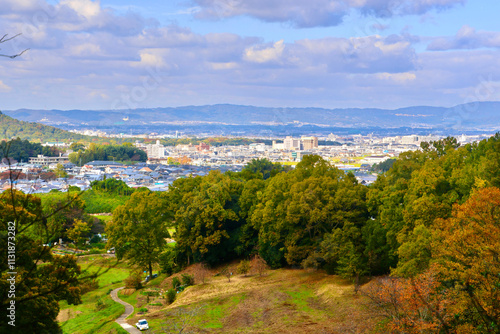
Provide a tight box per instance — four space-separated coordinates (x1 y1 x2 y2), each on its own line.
60 0 101 19
192 0 465 28
244 40 285 63
0 80 11 91
376 72 417 83
0 0 497 111
428 25 500 51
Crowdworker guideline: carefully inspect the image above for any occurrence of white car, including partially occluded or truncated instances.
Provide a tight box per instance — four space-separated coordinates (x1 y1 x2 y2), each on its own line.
136 319 149 331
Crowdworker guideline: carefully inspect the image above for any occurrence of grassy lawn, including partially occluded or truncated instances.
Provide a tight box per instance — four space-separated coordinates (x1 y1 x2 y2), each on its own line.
58 256 132 334
94 214 113 223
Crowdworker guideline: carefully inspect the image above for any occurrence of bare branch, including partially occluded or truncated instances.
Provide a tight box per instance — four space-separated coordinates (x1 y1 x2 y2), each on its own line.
0 48 30 59
0 33 29 58
0 33 22 43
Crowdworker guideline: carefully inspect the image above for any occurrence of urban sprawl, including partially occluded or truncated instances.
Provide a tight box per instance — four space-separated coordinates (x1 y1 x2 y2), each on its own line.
1 133 492 194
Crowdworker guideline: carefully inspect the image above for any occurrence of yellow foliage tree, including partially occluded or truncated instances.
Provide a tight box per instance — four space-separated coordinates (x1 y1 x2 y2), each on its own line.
434 187 500 332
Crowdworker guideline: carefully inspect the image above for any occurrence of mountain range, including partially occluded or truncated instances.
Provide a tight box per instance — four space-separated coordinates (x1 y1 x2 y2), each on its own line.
4 102 500 136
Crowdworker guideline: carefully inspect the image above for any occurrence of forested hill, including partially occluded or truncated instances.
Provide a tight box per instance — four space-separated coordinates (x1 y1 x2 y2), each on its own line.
0 111 89 143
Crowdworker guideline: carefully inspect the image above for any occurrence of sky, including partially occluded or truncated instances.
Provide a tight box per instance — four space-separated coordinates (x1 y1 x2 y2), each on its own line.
1 0 500 110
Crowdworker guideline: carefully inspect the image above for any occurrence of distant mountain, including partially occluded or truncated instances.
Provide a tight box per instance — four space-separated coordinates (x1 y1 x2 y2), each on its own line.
4 102 500 135
0 111 89 142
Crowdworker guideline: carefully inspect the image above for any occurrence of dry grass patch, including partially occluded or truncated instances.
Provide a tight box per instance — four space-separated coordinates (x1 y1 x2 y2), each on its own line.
126 267 383 333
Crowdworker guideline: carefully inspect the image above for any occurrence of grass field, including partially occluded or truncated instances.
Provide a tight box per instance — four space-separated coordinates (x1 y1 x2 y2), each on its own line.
94 214 113 223
57 256 131 334
58 256 382 333
125 267 382 333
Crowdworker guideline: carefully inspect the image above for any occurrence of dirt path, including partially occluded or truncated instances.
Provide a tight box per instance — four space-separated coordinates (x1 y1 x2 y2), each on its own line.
110 287 142 334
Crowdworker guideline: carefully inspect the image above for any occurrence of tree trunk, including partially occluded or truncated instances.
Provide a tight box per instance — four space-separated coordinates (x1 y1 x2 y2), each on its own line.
148 261 153 278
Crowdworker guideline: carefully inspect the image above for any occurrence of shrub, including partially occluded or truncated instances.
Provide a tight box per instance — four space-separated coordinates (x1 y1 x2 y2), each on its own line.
172 277 181 290
89 235 101 244
167 289 176 304
192 262 210 284
237 259 250 276
80 278 99 294
95 299 106 311
124 273 143 289
159 248 179 276
138 307 148 313
181 273 194 287
141 291 159 296
250 255 269 276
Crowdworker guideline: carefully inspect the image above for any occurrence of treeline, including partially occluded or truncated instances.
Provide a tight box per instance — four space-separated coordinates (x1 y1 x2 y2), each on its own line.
0 138 61 163
110 133 500 273
68 143 147 165
108 134 500 332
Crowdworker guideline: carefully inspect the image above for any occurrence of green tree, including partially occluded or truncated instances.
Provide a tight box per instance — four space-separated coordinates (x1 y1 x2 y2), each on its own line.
243 158 290 180
173 171 242 266
54 163 68 179
106 191 169 277
69 142 85 152
0 189 83 334
66 219 91 248
253 155 368 268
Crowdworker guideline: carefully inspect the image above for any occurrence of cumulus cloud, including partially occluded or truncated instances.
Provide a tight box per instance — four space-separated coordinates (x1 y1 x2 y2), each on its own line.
427 25 500 50
288 35 417 74
244 40 285 63
1 0 497 111
375 72 416 83
192 0 465 28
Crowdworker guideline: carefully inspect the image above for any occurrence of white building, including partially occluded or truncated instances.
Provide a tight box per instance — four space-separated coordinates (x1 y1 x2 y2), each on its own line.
146 140 166 159
283 136 301 150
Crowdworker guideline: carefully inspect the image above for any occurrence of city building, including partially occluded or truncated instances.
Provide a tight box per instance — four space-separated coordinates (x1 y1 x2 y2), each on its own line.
301 136 318 150
28 154 68 166
284 136 301 150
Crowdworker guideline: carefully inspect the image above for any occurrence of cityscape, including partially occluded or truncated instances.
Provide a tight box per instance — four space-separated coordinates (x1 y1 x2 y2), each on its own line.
1 0 500 333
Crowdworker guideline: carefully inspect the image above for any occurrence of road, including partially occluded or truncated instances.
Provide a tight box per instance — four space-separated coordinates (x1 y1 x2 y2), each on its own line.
110 287 142 334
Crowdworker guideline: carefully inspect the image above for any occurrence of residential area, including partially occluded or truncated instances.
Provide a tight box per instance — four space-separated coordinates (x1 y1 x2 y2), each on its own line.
1 133 492 193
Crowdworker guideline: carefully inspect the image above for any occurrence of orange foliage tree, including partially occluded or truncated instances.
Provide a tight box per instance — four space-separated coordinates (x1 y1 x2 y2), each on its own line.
363 187 500 333
362 269 455 333
433 187 500 333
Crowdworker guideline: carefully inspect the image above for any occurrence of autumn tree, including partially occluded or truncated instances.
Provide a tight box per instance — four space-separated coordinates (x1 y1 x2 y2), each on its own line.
433 187 500 332
250 254 269 276
236 259 250 276
362 269 455 334
192 262 210 284
364 187 500 333
106 191 169 278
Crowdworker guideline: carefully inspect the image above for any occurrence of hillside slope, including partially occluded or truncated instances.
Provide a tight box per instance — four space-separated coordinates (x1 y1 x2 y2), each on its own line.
0 111 89 142
124 268 381 333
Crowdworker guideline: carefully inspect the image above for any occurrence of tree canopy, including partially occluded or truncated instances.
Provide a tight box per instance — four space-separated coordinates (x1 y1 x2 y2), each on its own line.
106 191 169 277
0 189 83 334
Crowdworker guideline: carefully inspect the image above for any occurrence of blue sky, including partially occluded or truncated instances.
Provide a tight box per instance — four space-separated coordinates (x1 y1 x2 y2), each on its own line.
1 0 500 110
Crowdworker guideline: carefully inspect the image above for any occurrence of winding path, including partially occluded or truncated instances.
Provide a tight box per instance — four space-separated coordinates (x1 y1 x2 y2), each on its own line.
110 287 142 334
